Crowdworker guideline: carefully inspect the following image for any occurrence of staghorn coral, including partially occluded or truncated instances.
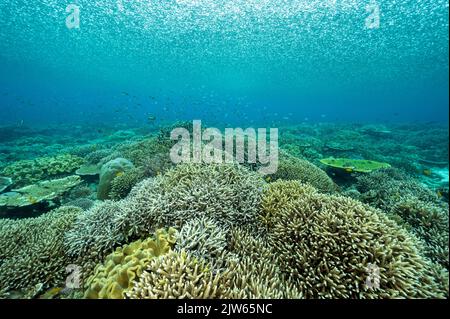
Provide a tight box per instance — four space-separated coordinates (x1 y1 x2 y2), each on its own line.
175 216 228 265
1 154 84 187
225 228 302 299
267 152 336 193
391 196 449 269
109 167 146 200
63 198 96 211
0 206 82 293
126 162 265 231
260 180 447 298
84 228 177 299
64 200 129 280
126 250 232 299
354 168 449 269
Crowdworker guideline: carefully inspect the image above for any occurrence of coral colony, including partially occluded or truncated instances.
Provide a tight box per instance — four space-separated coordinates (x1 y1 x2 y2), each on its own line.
0 122 448 299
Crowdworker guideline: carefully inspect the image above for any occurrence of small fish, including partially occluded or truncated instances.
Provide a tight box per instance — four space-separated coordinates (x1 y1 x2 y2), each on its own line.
148 115 156 122
115 171 124 177
28 196 38 204
423 169 432 176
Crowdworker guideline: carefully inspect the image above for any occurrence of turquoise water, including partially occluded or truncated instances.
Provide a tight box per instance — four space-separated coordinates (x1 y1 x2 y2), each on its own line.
0 0 448 125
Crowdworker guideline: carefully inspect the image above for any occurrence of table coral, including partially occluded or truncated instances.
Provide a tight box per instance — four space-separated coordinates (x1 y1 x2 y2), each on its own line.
320 157 391 173
0 175 82 209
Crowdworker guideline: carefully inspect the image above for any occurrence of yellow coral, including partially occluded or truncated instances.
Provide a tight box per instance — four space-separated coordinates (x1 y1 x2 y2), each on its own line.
84 227 177 299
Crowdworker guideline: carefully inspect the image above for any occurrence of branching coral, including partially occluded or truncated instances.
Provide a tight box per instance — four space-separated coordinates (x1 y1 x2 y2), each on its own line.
84 228 177 299
225 228 302 299
175 216 228 265
354 168 449 270
64 200 129 280
126 162 265 230
0 206 82 292
260 180 447 298
126 250 232 299
392 196 449 269
267 152 336 193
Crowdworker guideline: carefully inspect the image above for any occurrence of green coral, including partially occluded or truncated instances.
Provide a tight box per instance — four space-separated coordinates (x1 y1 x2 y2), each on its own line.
1 154 84 187
260 180 447 298
320 157 391 173
97 158 134 200
75 164 101 176
84 228 177 299
0 206 82 293
0 175 82 209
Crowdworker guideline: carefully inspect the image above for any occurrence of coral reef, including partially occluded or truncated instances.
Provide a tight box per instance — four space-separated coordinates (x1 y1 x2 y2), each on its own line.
0 175 82 210
109 167 145 200
97 158 134 200
0 206 82 292
126 163 265 230
126 250 232 299
267 152 336 193
1 154 84 187
0 122 448 300
260 180 447 298
84 228 177 299
175 216 228 265
320 157 391 173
